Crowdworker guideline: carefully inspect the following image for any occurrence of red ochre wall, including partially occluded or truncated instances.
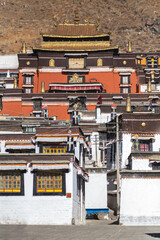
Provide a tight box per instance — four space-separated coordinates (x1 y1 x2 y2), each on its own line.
38 73 67 92
47 105 69 120
1 101 23 116
20 70 138 94
85 72 138 93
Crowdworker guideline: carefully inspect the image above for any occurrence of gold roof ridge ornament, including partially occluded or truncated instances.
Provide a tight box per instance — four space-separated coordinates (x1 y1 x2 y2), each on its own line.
126 94 131 112
41 81 45 93
128 40 132 53
22 42 26 54
96 16 100 29
53 15 58 27
147 78 152 92
64 19 70 25
74 8 80 25
14 77 17 89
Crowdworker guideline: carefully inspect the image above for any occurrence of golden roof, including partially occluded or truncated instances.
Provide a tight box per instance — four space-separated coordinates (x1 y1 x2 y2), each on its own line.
35 41 118 52
43 24 108 38
34 10 118 52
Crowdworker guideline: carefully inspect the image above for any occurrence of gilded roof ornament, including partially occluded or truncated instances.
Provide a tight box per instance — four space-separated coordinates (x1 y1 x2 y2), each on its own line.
64 19 70 25
53 15 58 27
74 9 80 25
128 40 132 52
84 19 89 24
147 78 152 92
126 94 131 112
96 16 100 29
22 42 26 54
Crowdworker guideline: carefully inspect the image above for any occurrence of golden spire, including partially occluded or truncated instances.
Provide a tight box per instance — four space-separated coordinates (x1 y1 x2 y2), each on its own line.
14 77 17 88
126 94 131 112
22 42 26 54
147 78 152 92
53 15 58 27
74 8 80 24
41 81 45 93
96 16 100 28
128 40 132 52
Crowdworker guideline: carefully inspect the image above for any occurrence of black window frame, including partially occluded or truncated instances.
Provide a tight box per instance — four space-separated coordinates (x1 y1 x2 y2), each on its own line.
0 170 25 196
23 75 34 85
33 170 66 196
33 99 42 111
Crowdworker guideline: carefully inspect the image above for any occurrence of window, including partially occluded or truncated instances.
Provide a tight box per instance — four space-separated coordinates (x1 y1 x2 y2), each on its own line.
132 139 152 152
43 146 67 154
152 163 160 170
23 75 33 85
120 87 130 93
121 75 130 84
23 127 36 133
147 57 158 68
33 171 65 195
24 88 33 94
0 171 24 195
33 99 42 111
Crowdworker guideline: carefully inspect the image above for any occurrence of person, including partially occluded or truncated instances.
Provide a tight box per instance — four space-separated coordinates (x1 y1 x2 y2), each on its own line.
97 95 102 104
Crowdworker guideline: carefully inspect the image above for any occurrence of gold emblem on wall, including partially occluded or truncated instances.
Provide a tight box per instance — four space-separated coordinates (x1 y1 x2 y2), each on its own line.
69 73 83 83
73 102 83 109
49 59 55 67
26 61 30 65
97 58 103 67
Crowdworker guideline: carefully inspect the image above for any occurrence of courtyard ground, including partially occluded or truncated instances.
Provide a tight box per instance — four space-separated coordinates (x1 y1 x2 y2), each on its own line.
0 219 160 240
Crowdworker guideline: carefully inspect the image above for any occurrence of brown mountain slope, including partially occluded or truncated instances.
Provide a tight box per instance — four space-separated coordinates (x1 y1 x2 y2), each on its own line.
0 0 159 54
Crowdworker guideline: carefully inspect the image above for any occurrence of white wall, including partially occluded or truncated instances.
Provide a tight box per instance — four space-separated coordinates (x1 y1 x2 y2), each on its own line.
96 107 111 123
121 134 132 168
0 54 19 69
85 173 107 209
153 134 160 151
132 158 151 170
120 177 160 225
0 163 83 225
72 164 82 224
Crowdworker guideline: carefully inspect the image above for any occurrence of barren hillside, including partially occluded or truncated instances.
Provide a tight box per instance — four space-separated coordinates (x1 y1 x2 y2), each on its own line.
0 0 159 53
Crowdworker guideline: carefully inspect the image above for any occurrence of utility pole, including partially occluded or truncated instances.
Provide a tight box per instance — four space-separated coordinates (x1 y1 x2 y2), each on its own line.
99 140 107 167
116 115 120 218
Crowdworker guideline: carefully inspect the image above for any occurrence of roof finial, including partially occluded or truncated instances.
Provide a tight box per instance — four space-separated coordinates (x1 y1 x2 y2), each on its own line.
126 94 131 112
41 81 45 93
22 42 26 54
128 40 132 52
74 8 80 25
96 16 100 28
14 77 17 89
147 78 152 92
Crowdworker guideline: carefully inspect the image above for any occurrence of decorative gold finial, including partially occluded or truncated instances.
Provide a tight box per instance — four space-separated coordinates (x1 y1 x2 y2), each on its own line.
96 16 100 28
22 42 26 54
64 19 69 24
128 40 132 52
53 15 58 27
84 19 89 24
147 78 152 92
41 81 45 93
14 77 17 88
126 94 131 112
151 70 155 81
74 8 80 24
